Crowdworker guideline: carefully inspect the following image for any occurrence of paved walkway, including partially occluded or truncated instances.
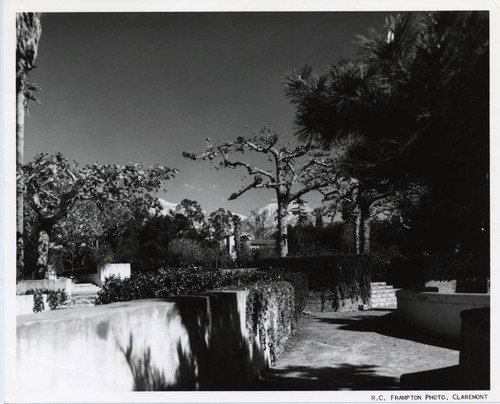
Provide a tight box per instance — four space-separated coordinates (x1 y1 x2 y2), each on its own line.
254 310 461 390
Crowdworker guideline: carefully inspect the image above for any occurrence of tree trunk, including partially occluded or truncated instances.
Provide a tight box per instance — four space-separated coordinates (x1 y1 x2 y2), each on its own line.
233 219 241 262
359 203 371 254
16 90 25 279
277 199 289 257
361 215 371 254
354 205 361 254
36 230 49 278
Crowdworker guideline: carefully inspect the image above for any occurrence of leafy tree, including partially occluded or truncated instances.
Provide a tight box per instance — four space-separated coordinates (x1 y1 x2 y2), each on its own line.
232 214 242 263
291 198 311 227
313 207 325 228
168 238 204 268
175 199 207 233
16 13 42 277
53 200 121 270
284 11 489 254
184 127 335 257
21 153 177 278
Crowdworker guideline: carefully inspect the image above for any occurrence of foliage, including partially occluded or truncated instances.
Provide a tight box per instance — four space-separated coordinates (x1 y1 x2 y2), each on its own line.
383 254 490 292
258 255 372 311
32 290 45 313
95 268 307 317
168 238 204 268
284 11 489 254
245 281 295 364
208 208 234 242
16 13 42 97
20 152 177 277
287 223 344 256
46 289 68 310
23 288 68 310
184 127 337 256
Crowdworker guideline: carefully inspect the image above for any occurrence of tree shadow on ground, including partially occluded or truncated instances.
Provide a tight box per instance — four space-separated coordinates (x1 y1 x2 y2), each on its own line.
315 313 459 350
253 363 401 390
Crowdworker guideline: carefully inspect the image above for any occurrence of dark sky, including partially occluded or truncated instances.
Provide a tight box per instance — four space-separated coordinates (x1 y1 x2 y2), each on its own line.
25 12 388 215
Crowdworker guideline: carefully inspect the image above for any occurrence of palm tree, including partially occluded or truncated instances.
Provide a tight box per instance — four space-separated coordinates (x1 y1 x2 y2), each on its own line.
16 13 42 278
284 11 489 254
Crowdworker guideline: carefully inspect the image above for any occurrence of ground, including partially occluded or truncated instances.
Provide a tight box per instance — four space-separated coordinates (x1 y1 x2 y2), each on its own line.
254 310 461 390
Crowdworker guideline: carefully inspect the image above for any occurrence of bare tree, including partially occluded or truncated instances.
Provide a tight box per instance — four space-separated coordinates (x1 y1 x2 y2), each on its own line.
183 127 335 257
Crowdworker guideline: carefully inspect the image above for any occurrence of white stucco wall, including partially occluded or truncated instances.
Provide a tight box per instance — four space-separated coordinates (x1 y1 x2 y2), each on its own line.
396 290 490 340
14 291 273 395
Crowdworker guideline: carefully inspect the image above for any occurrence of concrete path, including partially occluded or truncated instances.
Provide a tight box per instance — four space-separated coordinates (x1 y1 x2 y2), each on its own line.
254 311 461 391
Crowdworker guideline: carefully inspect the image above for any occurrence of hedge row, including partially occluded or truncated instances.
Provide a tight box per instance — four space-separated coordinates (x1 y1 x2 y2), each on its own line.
258 253 490 293
246 280 295 364
258 255 372 310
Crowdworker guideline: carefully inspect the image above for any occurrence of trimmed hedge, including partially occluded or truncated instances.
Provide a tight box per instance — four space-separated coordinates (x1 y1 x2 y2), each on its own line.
246 280 295 364
258 253 490 298
258 255 372 311
382 254 489 291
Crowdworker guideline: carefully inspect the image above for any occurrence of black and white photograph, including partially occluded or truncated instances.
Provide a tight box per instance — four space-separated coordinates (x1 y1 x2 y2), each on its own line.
2 0 498 402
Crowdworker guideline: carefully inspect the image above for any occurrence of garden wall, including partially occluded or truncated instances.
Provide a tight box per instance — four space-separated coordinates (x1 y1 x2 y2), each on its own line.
16 278 72 296
396 290 490 340
460 308 490 389
77 263 131 286
16 295 51 316
16 291 275 392
424 280 457 293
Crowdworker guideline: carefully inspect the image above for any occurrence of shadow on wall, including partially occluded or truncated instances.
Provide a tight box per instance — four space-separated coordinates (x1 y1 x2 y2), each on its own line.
118 293 267 391
253 364 401 390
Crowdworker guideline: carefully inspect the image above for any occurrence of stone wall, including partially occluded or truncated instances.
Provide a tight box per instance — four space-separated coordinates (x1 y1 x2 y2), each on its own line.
15 291 274 393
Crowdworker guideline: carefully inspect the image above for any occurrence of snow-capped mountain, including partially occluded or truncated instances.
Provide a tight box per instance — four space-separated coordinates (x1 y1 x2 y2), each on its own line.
155 198 247 221
156 199 178 214
242 201 314 239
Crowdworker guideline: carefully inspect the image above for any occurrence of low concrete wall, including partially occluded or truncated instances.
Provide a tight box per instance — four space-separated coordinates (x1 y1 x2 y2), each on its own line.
396 290 490 340
76 263 131 286
459 308 490 389
425 280 457 293
16 278 72 296
16 291 270 391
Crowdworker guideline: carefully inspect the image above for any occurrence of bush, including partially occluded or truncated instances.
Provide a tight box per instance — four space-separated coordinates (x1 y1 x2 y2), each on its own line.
384 254 489 291
258 255 372 311
24 288 68 311
33 290 45 313
245 280 295 364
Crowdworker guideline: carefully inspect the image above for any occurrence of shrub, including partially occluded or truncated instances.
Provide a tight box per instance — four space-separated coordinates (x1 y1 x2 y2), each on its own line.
245 280 295 364
33 290 45 313
384 254 489 291
47 289 68 310
24 288 68 311
258 255 372 311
